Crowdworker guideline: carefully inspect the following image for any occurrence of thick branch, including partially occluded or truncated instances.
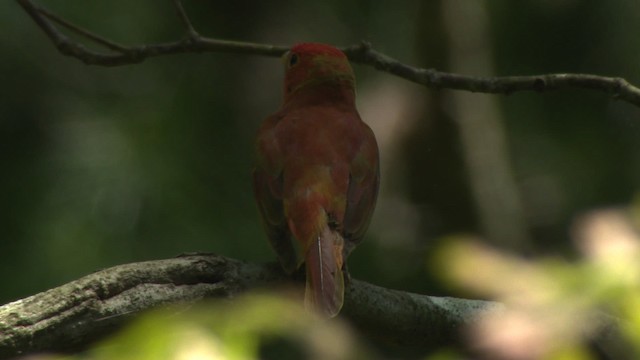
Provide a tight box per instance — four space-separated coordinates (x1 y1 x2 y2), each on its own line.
16 0 640 107
0 254 497 359
0 254 629 359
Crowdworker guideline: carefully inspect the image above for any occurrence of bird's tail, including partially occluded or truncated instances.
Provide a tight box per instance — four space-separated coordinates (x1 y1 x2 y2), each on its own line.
304 222 345 317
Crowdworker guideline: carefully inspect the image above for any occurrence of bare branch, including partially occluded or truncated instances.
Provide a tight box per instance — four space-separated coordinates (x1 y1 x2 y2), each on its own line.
38 6 128 52
0 254 499 358
0 254 627 359
343 42 640 107
16 0 640 107
16 0 288 65
172 0 198 38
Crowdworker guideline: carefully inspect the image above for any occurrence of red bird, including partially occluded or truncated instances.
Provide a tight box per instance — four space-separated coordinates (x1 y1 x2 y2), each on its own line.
253 43 379 317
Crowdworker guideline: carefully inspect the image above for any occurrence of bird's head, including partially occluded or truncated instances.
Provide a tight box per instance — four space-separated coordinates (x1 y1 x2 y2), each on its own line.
282 43 355 102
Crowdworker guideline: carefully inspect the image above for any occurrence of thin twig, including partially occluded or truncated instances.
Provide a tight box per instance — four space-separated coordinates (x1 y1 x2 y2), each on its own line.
16 0 287 65
15 0 640 108
173 0 199 38
342 42 640 107
38 6 128 53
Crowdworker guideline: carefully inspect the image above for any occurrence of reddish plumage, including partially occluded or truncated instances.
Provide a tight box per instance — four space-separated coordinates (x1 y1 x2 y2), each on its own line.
253 43 379 317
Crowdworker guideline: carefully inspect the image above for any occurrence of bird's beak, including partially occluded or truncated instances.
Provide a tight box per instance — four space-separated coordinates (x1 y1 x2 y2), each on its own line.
281 51 291 66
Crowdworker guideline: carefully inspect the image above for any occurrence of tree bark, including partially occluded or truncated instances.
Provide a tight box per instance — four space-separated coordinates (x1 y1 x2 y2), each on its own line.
0 254 629 359
0 254 498 359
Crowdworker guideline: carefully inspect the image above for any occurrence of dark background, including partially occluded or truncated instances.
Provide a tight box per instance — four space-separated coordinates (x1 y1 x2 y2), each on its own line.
2 0 639 304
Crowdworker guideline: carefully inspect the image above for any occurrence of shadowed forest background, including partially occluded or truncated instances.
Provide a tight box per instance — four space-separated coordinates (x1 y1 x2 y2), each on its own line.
2 0 640 311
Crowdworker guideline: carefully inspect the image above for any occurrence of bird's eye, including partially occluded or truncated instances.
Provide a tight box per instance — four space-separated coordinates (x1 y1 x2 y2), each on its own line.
288 53 299 67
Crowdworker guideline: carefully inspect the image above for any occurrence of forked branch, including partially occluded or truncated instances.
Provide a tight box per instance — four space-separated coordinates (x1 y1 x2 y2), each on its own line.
15 0 640 107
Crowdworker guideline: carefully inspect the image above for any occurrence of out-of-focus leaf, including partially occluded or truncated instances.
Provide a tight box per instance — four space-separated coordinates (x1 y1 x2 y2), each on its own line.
78 292 371 360
432 207 640 359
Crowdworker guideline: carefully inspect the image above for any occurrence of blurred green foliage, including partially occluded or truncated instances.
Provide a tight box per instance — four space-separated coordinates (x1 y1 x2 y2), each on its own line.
1 0 640 311
431 201 640 359
39 294 371 360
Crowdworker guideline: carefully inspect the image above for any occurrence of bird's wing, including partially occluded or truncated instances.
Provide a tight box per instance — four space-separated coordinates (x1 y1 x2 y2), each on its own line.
253 114 299 273
343 123 380 254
